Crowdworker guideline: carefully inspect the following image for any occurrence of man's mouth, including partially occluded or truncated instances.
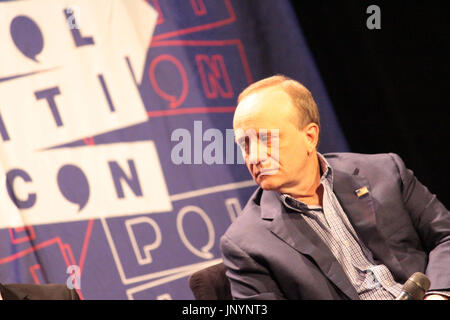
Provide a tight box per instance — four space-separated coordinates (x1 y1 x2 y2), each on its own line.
254 168 278 178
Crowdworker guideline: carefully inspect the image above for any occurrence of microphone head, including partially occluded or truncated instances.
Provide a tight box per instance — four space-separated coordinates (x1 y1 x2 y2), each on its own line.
402 272 431 300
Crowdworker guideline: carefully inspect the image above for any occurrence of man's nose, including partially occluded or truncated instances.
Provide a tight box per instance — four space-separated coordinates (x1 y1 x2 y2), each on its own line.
248 142 268 164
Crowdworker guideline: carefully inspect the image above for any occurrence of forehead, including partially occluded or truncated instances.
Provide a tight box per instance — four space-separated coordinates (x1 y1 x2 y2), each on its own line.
233 87 294 130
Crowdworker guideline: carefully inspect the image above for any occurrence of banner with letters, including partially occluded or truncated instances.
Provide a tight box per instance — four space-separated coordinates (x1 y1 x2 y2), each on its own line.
0 0 348 299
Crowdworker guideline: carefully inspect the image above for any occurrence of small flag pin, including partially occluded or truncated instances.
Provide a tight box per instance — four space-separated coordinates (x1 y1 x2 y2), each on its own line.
355 186 369 198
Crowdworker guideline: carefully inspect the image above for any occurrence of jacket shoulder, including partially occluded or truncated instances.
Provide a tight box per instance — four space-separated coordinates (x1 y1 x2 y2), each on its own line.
221 188 268 246
323 152 402 174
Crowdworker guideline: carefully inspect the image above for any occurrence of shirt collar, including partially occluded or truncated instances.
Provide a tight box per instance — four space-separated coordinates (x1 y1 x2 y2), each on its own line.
278 152 333 210
317 152 333 186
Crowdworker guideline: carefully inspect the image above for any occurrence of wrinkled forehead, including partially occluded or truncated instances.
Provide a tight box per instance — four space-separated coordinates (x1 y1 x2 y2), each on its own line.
233 110 273 129
234 94 262 124
233 89 295 132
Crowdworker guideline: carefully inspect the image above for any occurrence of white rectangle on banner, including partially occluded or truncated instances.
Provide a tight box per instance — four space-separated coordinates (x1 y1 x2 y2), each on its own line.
0 61 146 152
0 141 172 228
0 0 157 151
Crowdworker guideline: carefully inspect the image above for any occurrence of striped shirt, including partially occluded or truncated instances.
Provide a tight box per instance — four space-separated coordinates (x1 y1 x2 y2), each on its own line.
279 153 403 300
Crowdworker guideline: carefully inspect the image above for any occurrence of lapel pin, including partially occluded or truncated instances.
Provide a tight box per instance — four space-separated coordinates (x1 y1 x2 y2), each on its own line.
355 186 369 198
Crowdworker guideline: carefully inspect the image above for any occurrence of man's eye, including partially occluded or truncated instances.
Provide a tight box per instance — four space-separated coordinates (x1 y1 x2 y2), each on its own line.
259 132 271 144
244 136 250 153
237 137 249 153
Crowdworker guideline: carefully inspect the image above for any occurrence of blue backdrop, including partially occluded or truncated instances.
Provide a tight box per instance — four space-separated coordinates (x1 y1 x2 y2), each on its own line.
0 0 348 299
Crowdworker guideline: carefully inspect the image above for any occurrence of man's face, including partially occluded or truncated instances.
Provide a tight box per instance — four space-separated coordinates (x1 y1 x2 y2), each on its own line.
233 87 313 192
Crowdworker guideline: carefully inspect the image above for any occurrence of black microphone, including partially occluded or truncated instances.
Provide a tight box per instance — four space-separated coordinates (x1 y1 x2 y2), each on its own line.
395 272 431 300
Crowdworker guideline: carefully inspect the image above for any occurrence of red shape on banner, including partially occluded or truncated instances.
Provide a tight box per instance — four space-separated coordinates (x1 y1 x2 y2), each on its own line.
77 219 94 273
9 226 36 244
150 0 165 25
147 39 252 118
196 54 233 99
152 0 236 41
2 220 94 300
29 264 42 284
147 106 236 118
190 0 207 16
151 39 253 85
83 137 95 146
149 54 189 109
0 238 73 277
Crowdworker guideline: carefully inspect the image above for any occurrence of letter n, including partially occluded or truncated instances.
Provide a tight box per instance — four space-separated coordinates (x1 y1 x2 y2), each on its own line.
196 54 233 99
108 159 143 198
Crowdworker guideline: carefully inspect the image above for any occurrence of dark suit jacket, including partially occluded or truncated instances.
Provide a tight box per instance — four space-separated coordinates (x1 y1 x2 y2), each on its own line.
220 152 450 299
0 283 80 300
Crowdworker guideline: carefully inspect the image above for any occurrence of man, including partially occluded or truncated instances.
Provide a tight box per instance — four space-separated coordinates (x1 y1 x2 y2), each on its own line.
220 75 449 300
0 282 80 300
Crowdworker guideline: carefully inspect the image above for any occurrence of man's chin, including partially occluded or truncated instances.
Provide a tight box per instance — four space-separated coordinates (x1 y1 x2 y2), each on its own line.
256 175 279 190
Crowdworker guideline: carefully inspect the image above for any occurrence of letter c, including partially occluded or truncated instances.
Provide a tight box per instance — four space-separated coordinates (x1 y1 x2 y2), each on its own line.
6 169 36 209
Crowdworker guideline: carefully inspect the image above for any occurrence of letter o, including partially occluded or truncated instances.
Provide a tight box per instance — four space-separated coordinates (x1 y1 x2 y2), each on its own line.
149 54 189 109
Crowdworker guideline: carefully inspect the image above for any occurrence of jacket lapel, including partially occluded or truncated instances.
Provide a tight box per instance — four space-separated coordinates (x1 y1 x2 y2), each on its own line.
332 169 405 278
260 190 360 300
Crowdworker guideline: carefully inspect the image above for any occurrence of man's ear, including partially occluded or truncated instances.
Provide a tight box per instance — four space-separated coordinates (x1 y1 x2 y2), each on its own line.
303 122 319 153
